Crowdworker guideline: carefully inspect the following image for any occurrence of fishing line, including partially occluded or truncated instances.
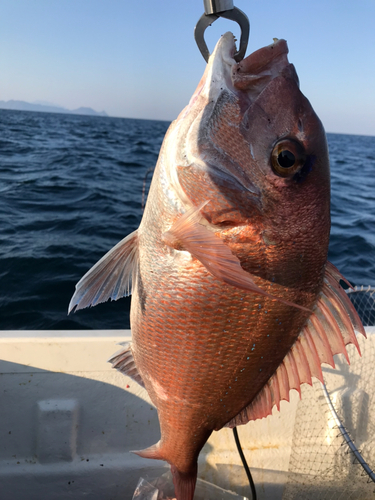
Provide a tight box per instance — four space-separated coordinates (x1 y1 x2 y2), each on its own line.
233 427 257 500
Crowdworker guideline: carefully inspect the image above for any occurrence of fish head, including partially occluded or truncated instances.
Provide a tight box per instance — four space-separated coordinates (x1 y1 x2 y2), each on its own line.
168 33 330 289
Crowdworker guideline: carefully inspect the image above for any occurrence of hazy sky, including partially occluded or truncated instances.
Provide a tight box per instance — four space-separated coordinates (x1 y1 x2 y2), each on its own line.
1 0 374 135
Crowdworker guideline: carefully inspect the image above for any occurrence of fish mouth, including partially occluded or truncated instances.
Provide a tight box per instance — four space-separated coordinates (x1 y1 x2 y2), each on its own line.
207 32 293 100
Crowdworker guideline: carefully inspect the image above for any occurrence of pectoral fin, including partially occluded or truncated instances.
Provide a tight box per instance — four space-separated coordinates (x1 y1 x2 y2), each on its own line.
162 203 310 312
68 230 139 313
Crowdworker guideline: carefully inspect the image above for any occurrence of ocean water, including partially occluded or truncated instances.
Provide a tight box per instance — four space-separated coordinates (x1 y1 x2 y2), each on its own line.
0 109 374 331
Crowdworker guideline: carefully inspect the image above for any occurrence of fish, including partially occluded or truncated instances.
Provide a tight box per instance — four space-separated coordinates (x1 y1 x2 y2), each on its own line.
69 33 366 500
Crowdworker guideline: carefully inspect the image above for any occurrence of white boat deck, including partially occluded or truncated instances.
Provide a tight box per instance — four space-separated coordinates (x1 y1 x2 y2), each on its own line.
1 329 374 499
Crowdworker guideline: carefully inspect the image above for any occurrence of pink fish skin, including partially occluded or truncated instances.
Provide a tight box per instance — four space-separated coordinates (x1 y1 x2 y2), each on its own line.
69 33 365 500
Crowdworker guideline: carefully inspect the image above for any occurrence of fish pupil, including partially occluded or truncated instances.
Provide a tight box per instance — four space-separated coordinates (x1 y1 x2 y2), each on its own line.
278 150 295 168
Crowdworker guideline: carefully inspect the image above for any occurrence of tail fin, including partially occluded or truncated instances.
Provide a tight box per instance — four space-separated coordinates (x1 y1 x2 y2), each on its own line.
171 463 197 500
133 442 198 500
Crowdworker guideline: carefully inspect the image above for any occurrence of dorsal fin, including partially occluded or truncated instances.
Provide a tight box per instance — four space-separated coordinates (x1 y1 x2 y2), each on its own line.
68 230 139 313
162 203 310 312
108 342 145 387
225 262 366 427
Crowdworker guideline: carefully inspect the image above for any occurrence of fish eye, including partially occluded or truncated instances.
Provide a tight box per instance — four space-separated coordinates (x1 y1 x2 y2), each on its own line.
271 139 306 177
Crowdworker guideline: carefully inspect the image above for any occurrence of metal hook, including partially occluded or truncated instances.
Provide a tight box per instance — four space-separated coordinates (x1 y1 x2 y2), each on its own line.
194 0 250 63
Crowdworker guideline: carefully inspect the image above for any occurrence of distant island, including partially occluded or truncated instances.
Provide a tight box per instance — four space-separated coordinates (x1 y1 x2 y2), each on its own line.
0 100 108 117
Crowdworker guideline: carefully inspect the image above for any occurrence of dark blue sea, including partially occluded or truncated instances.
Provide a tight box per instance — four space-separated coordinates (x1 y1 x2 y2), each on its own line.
1 109 374 330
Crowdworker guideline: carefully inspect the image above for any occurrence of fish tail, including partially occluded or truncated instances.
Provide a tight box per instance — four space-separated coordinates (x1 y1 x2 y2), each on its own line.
171 463 197 500
133 443 198 500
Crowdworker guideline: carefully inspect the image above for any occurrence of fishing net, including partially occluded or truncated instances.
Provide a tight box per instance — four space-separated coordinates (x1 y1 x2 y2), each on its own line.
282 287 375 499
347 286 375 327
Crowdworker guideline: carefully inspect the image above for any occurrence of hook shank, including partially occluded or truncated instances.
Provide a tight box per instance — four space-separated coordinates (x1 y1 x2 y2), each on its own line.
194 5 249 63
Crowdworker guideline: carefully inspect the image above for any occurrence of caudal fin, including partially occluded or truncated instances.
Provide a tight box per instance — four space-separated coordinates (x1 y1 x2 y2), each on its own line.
171 463 197 500
133 442 198 500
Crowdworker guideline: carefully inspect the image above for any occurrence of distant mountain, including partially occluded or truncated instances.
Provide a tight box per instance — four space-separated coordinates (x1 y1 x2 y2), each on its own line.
0 100 108 117
71 106 107 116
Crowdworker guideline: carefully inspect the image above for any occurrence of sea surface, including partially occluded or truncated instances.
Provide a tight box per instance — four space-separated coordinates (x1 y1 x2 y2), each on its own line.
1 109 374 330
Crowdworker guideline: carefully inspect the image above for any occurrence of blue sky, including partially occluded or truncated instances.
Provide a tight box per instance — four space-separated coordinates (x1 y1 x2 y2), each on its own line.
1 0 374 135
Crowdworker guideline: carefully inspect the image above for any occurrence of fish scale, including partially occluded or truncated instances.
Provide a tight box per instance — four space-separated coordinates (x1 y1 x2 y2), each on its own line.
70 33 366 500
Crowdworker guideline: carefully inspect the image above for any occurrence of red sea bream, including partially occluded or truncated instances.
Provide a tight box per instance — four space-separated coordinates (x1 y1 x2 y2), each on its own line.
69 33 366 500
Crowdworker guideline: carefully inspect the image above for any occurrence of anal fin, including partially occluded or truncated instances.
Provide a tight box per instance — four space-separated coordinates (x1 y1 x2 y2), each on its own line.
132 441 162 460
225 261 366 427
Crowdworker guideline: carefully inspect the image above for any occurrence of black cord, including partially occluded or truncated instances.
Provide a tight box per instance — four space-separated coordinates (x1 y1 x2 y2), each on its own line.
233 427 257 500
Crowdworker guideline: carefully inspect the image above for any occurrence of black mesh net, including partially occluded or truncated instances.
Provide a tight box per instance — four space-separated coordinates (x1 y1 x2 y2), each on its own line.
347 287 375 327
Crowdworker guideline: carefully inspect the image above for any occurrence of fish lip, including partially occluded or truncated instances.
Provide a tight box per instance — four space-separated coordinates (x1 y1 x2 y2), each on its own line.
234 38 289 76
231 38 292 95
204 32 237 97
208 32 237 67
